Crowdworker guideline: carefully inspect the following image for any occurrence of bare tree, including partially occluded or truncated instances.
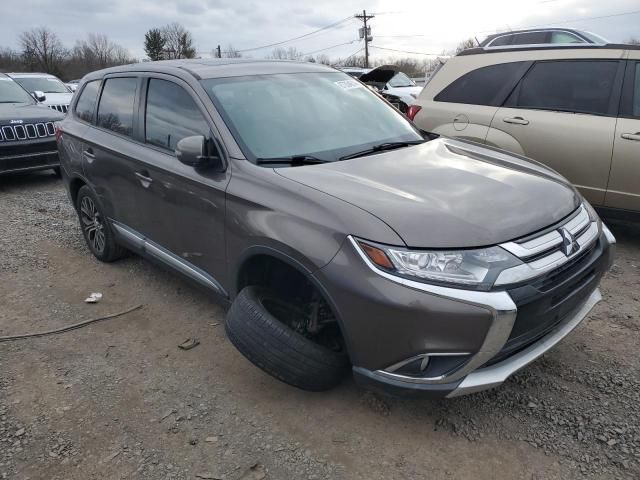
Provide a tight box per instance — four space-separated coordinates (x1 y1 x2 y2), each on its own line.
455 38 476 54
222 44 242 58
268 47 304 60
19 27 67 74
161 23 196 59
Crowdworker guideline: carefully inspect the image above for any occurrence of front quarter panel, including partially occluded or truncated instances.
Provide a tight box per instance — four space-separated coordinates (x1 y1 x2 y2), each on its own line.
225 160 405 296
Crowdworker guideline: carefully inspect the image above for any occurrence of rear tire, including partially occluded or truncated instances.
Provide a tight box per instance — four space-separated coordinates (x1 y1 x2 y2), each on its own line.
76 185 126 262
225 286 349 391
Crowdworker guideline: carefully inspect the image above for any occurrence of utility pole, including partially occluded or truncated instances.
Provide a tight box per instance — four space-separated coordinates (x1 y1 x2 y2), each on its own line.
216 45 222 58
355 9 374 68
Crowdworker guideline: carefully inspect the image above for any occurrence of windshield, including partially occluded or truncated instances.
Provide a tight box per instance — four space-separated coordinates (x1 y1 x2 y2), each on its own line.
0 77 36 104
201 72 422 163
12 76 70 94
388 72 416 88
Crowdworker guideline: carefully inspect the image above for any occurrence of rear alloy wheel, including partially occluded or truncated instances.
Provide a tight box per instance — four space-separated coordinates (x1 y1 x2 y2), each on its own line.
76 186 126 262
225 286 349 391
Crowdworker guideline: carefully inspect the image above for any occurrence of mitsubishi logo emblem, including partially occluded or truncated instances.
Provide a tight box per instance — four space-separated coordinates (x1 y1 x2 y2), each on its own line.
559 228 579 256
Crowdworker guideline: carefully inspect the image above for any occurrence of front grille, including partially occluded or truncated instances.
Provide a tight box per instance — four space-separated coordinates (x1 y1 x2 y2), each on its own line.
48 104 69 114
485 204 610 366
0 139 57 158
0 122 56 142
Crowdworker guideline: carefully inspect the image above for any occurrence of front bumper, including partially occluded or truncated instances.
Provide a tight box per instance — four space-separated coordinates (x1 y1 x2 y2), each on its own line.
0 140 59 175
318 222 615 398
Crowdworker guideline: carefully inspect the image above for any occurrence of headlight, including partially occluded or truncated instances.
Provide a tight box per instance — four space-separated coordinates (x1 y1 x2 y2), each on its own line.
354 238 521 291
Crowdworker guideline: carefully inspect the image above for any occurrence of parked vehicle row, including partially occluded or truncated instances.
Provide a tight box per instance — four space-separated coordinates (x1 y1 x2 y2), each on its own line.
409 41 640 218
7 72 73 113
56 59 614 398
0 73 63 176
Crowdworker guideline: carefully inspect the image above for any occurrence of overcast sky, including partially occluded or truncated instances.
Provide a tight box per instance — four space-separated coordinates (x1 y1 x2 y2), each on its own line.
2 0 639 61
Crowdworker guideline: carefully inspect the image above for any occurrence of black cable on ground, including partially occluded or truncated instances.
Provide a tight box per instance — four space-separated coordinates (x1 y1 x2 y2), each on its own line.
0 304 143 342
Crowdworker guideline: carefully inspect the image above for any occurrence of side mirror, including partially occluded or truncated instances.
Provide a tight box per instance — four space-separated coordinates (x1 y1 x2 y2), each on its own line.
33 91 46 102
175 135 223 171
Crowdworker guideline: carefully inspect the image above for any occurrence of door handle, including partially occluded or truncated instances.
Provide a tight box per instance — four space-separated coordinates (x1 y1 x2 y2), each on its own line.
503 116 529 125
621 132 640 142
135 170 153 187
83 148 95 159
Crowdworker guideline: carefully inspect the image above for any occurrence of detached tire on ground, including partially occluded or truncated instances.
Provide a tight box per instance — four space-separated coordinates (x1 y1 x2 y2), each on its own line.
226 286 349 391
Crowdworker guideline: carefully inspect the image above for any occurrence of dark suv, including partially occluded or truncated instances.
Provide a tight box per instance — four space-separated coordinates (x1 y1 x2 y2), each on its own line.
0 73 63 176
57 60 615 398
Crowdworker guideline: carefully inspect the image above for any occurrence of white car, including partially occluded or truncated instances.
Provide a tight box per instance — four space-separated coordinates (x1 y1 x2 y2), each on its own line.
66 80 80 92
7 72 73 114
358 65 423 107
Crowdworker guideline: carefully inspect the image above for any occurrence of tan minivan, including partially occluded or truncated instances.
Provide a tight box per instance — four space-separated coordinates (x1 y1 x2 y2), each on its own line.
410 42 640 217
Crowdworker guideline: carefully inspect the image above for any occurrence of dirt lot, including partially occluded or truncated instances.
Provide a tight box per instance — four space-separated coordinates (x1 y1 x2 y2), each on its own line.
1 172 639 480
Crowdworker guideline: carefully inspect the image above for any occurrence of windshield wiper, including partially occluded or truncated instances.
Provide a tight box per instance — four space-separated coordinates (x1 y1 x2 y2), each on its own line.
339 140 425 161
255 155 330 166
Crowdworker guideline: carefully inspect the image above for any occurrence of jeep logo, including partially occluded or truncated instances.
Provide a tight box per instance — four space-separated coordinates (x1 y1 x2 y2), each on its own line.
10 119 23 124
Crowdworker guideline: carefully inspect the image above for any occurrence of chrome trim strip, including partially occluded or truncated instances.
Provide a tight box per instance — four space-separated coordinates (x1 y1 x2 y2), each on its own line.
0 150 58 161
447 288 602 397
384 352 471 377
110 221 227 297
349 236 517 384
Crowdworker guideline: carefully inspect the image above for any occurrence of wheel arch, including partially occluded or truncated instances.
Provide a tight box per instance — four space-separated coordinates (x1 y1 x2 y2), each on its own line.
233 245 355 361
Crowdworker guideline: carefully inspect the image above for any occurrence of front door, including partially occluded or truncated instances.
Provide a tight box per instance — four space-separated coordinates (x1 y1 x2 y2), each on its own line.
488 59 624 206
605 56 640 212
134 76 231 287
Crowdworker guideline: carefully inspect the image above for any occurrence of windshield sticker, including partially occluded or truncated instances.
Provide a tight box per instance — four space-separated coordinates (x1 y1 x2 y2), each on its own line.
334 80 362 90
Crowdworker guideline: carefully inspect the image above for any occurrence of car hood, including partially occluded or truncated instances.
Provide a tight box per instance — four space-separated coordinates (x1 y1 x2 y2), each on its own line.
385 86 423 102
40 92 72 105
276 138 580 248
0 103 64 123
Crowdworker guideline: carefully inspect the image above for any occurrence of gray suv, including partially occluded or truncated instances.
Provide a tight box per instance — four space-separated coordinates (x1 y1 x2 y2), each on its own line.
57 59 615 398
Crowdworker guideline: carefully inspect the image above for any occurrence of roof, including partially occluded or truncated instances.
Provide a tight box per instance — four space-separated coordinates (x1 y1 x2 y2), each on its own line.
458 43 640 56
6 72 60 78
85 59 338 81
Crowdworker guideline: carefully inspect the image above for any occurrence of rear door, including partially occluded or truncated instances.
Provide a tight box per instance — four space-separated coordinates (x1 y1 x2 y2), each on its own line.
605 54 640 212
488 59 625 206
419 61 530 143
83 75 149 238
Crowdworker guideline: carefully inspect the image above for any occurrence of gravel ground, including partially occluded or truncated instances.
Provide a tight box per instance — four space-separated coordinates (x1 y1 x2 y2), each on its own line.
0 172 639 480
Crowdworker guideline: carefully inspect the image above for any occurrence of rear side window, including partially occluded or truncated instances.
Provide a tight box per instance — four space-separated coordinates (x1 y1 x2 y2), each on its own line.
512 60 619 116
551 32 582 43
435 62 528 106
74 80 100 123
97 77 137 137
511 31 547 45
145 79 210 151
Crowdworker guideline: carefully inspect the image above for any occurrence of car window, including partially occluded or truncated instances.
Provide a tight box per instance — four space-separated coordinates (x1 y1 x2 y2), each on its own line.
74 80 100 123
201 72 422 162
145 79 210 151
388 72 415 88
634 63 640 117
97 77 137 137
511 31 547 45
551 32 582 43
13 76 70 94
513 60 619 116
489 35 513 47
435 62 528 106
0 76 35 104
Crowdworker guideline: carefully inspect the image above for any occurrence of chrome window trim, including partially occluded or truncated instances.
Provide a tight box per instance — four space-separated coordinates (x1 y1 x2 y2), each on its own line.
485 29 587 49
349 235 517 385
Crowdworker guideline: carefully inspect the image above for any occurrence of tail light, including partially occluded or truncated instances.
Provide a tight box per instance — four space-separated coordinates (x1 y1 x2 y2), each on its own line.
54 124 63 142
406 105 422 121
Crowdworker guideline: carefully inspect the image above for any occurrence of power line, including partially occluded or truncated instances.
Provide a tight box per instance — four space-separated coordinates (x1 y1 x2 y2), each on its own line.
370 45 445 56
237 16 354 53
374 8 640 39
302 40 360 57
